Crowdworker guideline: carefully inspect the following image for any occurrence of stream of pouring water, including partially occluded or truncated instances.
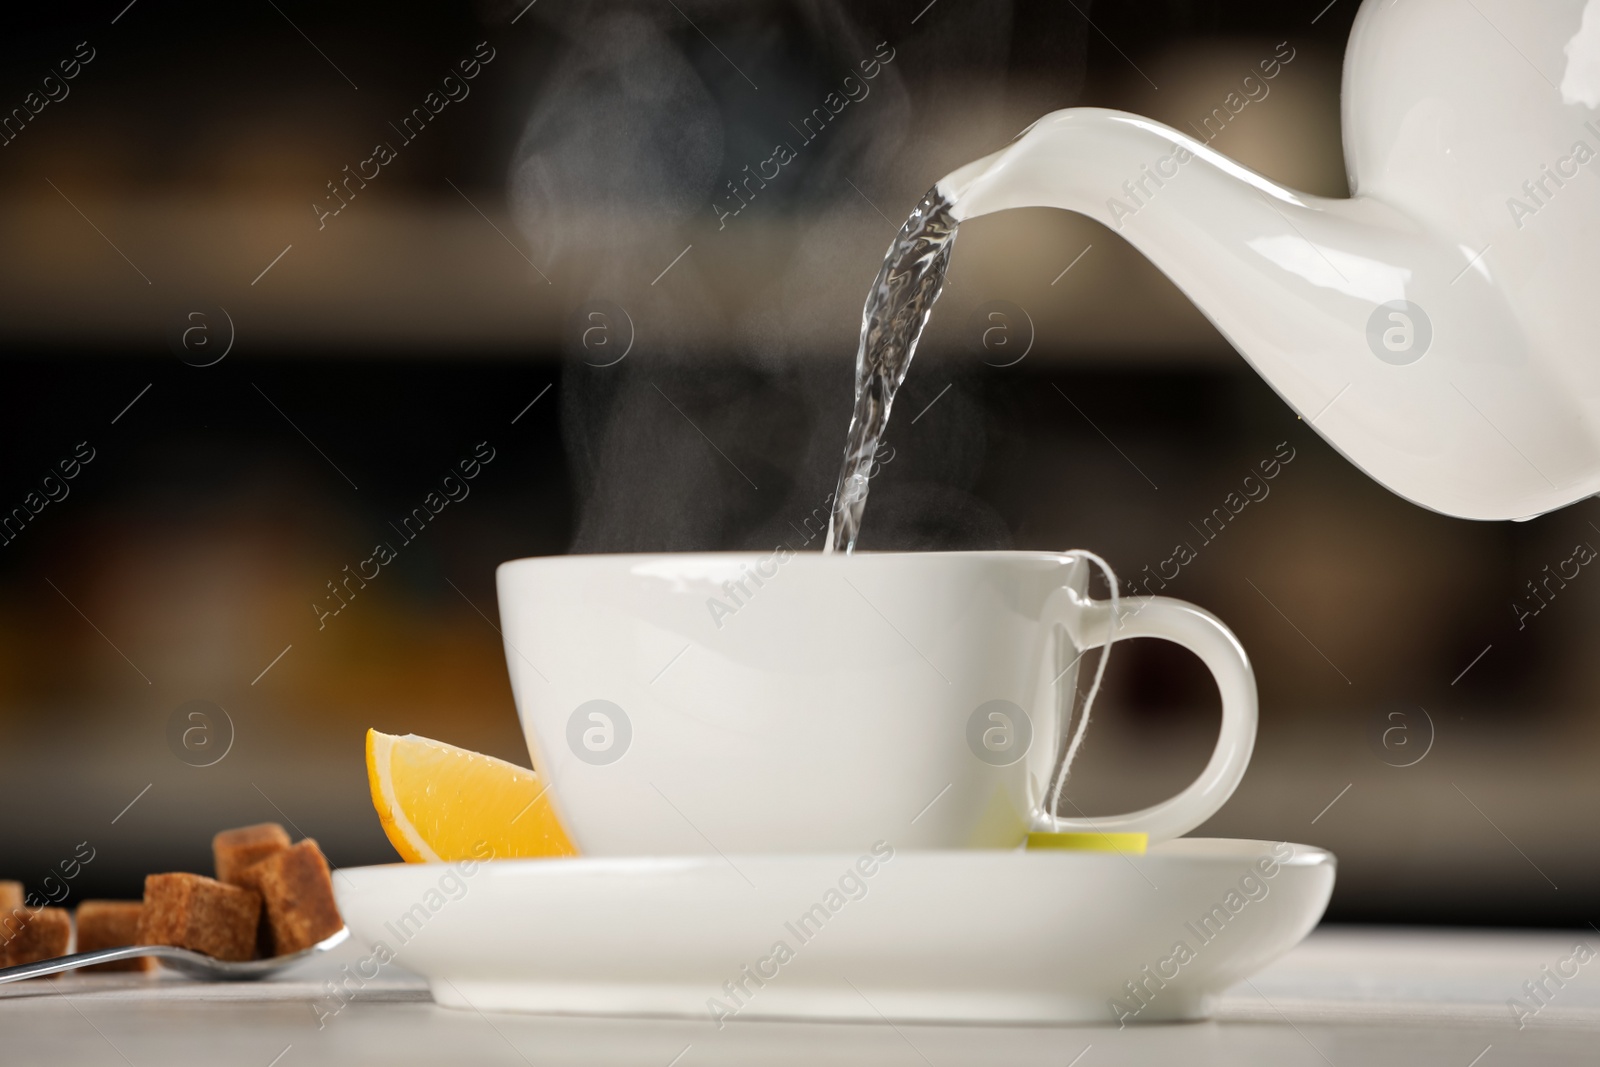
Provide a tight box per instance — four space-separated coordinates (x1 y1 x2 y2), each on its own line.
820 178 1118 817
824 186 959 554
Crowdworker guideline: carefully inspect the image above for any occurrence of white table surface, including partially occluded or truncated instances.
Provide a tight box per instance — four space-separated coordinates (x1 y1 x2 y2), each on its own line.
3 927 1596 1065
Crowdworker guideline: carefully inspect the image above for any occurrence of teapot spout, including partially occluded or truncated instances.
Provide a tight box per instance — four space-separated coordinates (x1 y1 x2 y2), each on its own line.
940 108 1587 521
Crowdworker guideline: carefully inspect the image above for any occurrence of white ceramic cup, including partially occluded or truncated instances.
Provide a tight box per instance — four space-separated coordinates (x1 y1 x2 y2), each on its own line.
496 551 1257 856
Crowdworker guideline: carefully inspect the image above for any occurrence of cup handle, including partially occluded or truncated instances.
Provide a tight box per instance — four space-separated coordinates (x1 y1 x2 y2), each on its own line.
1046 594 1258 844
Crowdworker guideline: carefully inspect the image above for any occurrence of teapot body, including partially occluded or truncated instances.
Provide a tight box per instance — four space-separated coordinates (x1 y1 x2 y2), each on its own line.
944 0 1600 520
1331 0 1600 518
1342 0 1600 514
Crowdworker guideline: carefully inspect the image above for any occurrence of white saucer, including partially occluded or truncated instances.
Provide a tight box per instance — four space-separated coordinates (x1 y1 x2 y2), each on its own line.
335 838 1334 1025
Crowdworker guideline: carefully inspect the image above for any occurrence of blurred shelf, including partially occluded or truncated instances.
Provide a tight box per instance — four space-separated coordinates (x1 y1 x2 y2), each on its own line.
0 191 1239 362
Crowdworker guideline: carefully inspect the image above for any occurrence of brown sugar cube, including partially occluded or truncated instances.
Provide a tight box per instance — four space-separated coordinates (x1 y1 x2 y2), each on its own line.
3 907 71 966
0 881 24 957
237 839 343 956
213 823 291 887
138 873 261 962
1 904 27 965
0 886 29 966
76 901 155 973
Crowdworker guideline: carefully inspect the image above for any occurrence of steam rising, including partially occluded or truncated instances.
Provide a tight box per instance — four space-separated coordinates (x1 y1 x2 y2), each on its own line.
505 1 1091 552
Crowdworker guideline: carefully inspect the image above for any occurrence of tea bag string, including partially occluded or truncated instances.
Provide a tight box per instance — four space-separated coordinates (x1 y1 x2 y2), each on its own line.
1048 550 1120 833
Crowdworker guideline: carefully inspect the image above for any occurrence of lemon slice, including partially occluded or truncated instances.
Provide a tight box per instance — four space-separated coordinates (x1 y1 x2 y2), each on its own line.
366 729 577 863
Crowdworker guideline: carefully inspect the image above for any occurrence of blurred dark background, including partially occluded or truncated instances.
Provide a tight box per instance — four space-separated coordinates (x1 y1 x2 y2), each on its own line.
1 1 1593 928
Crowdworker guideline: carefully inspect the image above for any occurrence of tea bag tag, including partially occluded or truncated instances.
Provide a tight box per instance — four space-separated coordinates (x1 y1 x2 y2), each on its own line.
1025 831 1147 854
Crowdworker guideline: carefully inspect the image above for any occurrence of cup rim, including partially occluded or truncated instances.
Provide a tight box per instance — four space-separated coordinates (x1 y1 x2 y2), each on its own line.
496 549 1089 572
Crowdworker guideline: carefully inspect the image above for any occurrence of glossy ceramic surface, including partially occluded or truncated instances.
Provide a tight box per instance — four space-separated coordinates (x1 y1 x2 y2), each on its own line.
942 0 1600 520
496 552 1256 855
335 839 1335 1024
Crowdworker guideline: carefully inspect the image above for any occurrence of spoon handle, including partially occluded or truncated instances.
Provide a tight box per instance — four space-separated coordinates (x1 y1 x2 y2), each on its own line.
0 945 174 984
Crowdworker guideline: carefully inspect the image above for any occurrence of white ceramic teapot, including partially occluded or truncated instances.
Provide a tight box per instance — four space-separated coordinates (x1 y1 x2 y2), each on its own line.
942 0 1600 521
